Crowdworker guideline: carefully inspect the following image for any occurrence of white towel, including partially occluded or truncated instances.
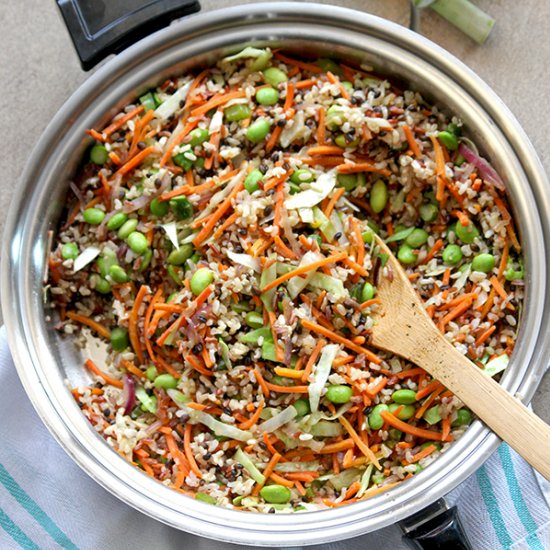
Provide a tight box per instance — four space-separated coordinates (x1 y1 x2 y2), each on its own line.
0 326 548 550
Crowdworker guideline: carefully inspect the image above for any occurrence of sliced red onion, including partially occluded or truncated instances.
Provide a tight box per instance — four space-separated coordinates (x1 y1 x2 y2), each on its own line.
123 194 152 213
69 180 85 205
122 374 136 415
458 143 505 191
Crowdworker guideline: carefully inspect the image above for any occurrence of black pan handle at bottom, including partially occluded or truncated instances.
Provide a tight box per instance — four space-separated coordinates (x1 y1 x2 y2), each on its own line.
400 498 472 549
56 0 201 71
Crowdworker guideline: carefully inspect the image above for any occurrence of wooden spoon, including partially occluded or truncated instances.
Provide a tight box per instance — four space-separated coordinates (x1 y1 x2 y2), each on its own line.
369 235 550 480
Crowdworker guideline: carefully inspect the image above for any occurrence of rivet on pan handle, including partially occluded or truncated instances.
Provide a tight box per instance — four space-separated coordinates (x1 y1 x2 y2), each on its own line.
56 0 201 71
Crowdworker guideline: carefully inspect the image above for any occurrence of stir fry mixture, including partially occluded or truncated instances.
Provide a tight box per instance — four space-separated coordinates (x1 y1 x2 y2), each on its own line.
46 48 524 512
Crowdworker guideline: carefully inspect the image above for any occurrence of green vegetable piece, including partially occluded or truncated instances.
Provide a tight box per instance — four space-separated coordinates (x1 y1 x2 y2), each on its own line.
127 231 149 255
389 403 415 420
361 282 375 302
239 326 271 344
362 228 374 244
250 50 272 71
190 267 214 295
246 118 271 143
139 248 153 272
110 327 129 351
405 228 429 248
447 122 462 136
117 218 138 239
188 128 209 147
139 92 157 112
341 81 353 92
149 198 169 218
97 249 117 278
90 144 108 165
437 131 459 151
263 67 288 86
195 492 216 504
61 242 79 260
245 311 264 329
109 264 129 284
244 169 263 193
107 212 128 230
325 385 353 404
146 365 158 381
260 484 291 504
326 104 346 130
334 134 359 148
90 274 111 295
172 151 194 171
397 244 418 265
290 169 314 184
454 154 466 167
337 173 358 191
316 58 343 76
135 387 157 414
386 227 414 244
472 253 495 273
224 103 252 122
505 267 524 281
389 428 402 441
167 244 194 266
391 389 417 405
455 220 479 244
368 404 389 430
255 87 280 106
442 244 463 266
293 398 310 417
452 408 472 427
423 405 442 425
369 180 388 213
419 203 439 223
83 207 105 225
170 196 193 219
154 374 178 389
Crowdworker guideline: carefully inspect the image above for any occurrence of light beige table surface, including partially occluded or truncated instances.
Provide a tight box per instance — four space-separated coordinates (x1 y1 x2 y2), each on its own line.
0 0 548 422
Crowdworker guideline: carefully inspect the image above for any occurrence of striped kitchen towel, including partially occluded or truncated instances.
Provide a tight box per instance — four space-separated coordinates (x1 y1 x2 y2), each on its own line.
0 325 548 550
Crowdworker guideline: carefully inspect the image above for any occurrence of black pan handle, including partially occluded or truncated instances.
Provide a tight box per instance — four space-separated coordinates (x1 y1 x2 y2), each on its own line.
56 0 201 71
400 498 472 549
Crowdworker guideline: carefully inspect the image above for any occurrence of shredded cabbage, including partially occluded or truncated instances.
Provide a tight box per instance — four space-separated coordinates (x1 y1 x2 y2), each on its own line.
307 273 346 298
357 464 374 497
308 344 339 412
222 47 270 62
154 80 192 120
160 222 179 250
310 421 343 438
312 206 336 241
257 405 297 434
234 447 266 484
483 354 509 377
284 169 337 209
227 251 261 272
73 246 100 272
260 261 277 311
286 251 323 298
322 468 363 490
274 461 320 472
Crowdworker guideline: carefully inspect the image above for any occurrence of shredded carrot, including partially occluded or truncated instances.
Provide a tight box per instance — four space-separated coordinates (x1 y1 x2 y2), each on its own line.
116 145 158 176
128 285 148 364
490 275 509 301
270 473 294 488
121 359 146 379
307 145 343 156
301 339 326 383
343 257 369 277
380 411 452 442
295 78 316 89
319 439 355 454
184 423 202 478
84 358 123 389
266 125 283 153
438 294 475 331
273 52 322 73
415 379 443 401
421 238 444 264
162 428 190 478
317 106 326 145
264 382 309 393
339 416 381 468
336 163 391 177
204 128 221 171
186 354 213 377
323 187 345 218
301 319 381 364
261 252 346 293
402 125 421 158
102 105 144 136
252 452 282 496
415 386 445 419
254 369 270 399
66 311 111 340
190 89 246 118
160 118 201 166
326 71 350 100
86 128 105 142
274 367 303 380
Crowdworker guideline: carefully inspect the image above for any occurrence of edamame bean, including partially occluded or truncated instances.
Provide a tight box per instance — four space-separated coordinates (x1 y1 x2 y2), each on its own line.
246 118 271 143
149 198 169 217
317 58 342 75
326 105 346 130
442 244 463 266
61 242 79 260
195 493 216 504
110 327 129 351
245 311 264 329
255 87 280 106
325 385 353 404
139 92 157 112
167 244 194 266
90 144 108 164
83 207 105 225
260 484 291 504
472 253 495 273
391 389 417 405
139 248 153 272
146 365 158 381
244 169 263 193
290 169 314 184
97 250 117 278
127 232 149 255
389 428 402 441
437 131 458 151
361 282 375 302
405 228 429 248
452 408 472 427
190 268 214 295
397 244 417 265
337 173 358 191
423 405 442 425
293 398 310 417
334 134 359 148
369 180 388 213
109 264 129 284
455 220 479 244
224 104 252 122
117 218 138 239
419 203 439 222
170 196 193 219
154 374 178 389
362 228 374 244
173 151 193 170
167 265 182 285
389 403 415 420
90 274 111 294
107 212 128 230
188 128 209 147
368 404 389 430
263 67 288 86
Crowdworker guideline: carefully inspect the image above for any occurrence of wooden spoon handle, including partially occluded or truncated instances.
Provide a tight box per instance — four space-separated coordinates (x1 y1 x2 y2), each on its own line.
421 343 550 480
